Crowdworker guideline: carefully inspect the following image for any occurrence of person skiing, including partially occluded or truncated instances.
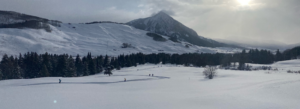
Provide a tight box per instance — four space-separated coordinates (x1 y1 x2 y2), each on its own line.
149 74 151 76
59 79 61 84
152 74 154 76
124 78 126 82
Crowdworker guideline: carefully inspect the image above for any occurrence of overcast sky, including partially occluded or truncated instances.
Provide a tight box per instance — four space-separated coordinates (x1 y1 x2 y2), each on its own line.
1 0 300 45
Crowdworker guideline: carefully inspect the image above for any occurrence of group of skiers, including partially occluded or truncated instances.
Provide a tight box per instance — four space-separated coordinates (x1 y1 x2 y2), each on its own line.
149 74 154 76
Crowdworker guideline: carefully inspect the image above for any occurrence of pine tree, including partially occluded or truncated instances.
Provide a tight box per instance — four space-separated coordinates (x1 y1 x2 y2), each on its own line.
221 55 231 67
238 50 246 70
0 54 10 79
66 56 76 77
57 55 68 77
103 55 109 66
18 53 25 77
75 55 83 76
275 49 283 62
114 58 121 70
40 64 50 77
42 52 53 76
50 55 58 77
89 59 96 75
33 52 41 78
96 56 103 73
13 57 21 79
0 69 2 80
83 62 89 76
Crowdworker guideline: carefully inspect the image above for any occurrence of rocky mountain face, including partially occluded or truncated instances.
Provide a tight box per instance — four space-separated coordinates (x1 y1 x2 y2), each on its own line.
127 11 237 48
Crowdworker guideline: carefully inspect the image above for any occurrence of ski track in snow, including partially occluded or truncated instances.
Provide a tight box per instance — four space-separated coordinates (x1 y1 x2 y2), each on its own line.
123 25 133 30
99 25 109 35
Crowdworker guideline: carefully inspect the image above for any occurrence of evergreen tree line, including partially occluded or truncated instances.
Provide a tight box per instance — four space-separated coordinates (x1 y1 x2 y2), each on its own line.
282 46 300 60
221 48 297 70
0 48 296 80
0 52 108 80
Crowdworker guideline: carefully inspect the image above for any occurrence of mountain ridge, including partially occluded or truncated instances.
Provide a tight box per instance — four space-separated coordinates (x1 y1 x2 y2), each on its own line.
0 10 242 58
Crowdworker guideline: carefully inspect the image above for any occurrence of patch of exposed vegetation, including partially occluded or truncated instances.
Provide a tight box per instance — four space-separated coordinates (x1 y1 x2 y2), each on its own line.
146 33 167 42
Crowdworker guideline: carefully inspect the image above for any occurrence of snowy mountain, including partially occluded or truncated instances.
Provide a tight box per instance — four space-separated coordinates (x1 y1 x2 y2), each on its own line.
0 10 242 57
127 11 237 48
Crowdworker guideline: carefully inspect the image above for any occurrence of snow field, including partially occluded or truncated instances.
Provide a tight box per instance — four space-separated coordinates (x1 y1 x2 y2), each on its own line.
1 60 300 109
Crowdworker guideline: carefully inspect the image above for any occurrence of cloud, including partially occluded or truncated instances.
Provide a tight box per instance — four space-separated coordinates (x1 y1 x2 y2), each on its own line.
0 0 299 46
0 0 148 23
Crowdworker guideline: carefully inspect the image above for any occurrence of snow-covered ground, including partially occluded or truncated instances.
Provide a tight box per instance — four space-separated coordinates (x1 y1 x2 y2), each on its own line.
0 23 241 58
1 60 300 109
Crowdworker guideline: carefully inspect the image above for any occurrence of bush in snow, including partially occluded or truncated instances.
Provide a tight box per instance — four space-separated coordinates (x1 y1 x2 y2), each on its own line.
203 66 217 79
121 43 132 48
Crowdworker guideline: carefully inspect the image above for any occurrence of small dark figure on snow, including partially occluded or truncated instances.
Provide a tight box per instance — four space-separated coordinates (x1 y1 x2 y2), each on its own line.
59 79 61 84
152 74 154 76
149 74 151 76
124 78 126 82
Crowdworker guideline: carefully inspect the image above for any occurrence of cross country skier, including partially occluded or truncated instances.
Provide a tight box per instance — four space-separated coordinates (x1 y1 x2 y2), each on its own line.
59 79 61 84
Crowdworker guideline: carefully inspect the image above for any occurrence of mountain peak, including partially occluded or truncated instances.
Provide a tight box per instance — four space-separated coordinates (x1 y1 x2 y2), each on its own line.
151 11 173 20
127 10 234 48
155 11 169 16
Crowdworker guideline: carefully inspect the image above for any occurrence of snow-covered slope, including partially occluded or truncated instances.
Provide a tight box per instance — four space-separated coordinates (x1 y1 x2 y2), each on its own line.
1 60 300 109
0 23 241 57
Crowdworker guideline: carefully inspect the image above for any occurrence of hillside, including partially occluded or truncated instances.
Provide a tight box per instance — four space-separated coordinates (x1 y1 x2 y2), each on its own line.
0 22 241 57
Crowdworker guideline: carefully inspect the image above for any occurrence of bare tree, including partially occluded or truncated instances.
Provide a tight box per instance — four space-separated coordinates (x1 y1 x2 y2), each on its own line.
203 66 217 79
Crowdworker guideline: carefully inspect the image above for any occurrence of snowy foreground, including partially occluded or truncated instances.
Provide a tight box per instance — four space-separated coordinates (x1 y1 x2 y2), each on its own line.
1 60 300 109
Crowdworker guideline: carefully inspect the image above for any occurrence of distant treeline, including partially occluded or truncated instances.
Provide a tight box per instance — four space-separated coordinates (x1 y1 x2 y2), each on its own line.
0 47 299 80
0 20 52 32
85 21 124 25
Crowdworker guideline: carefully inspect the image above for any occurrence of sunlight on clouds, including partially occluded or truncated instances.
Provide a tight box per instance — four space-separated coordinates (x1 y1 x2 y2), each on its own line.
238 0 251 6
